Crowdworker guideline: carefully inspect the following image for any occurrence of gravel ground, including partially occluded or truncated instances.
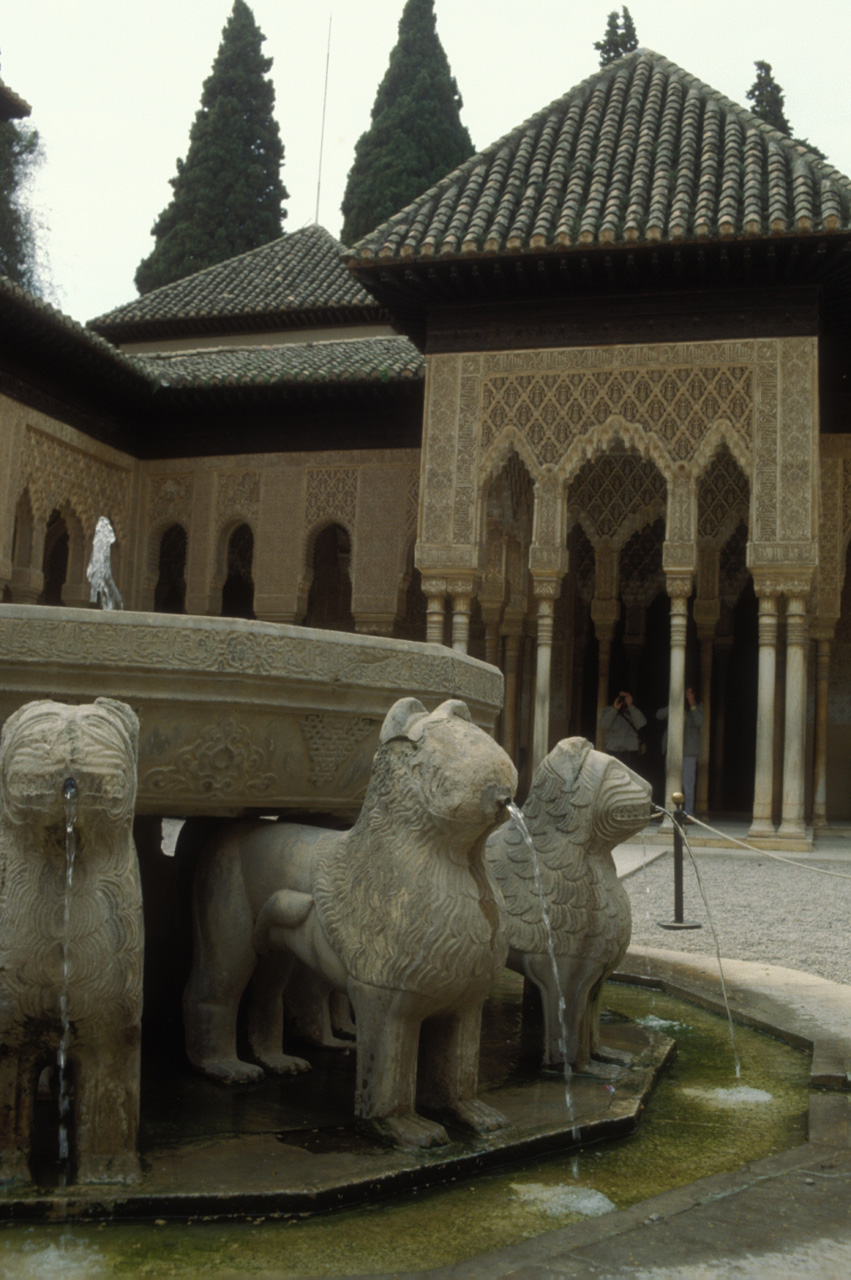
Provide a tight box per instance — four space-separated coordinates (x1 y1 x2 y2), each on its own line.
624 849 851 986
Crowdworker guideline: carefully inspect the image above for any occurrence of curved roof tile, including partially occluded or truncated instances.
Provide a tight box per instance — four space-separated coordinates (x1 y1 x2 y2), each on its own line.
132 335 423 391
90 225 382 340
346 50 851 265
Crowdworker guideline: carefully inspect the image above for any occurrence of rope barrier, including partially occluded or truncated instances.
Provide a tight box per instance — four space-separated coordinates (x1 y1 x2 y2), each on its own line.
670 813 851 882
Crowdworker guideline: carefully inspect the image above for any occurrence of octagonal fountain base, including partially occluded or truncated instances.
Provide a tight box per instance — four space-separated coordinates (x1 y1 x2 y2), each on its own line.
0 975 674 1223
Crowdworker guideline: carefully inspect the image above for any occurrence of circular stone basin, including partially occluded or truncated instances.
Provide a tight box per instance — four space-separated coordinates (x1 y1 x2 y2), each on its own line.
0 605 503 816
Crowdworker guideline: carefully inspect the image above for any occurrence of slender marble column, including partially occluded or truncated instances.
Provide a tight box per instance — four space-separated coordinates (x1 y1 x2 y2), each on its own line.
778 594 809 839
502 630 522 759
664 582 690 810
450 591 472 654
696 633 713 815
594 625 613 750
532 589 557 773
749 592 779 836
812 633 832 829
711 639 731 808
693 596 720 818
421 577 447 645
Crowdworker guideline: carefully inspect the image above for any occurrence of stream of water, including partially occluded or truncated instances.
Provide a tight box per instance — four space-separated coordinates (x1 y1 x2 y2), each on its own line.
57 777 77 1185
505 801 574 1122
654 804 742 1078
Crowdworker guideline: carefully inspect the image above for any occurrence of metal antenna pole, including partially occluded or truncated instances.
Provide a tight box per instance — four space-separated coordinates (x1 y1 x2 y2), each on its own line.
314 11 333 225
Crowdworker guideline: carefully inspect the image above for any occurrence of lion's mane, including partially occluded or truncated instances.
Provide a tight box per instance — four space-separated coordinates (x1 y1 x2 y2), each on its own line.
0 699 143 1030
313 737 507 1003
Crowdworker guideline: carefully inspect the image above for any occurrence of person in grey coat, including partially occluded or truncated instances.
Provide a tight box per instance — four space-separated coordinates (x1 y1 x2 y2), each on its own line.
599 691 647 768
657 687 704 815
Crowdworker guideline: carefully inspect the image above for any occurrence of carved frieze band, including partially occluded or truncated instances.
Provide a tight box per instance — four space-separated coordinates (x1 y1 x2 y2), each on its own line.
0 612 503 708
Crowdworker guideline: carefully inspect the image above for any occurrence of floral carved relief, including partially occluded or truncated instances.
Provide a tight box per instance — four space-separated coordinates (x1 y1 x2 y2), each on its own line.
217 471 260 521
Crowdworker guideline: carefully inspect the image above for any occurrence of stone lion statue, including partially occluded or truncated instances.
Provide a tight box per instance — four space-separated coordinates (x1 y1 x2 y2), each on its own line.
486 738 652 1073
0 698 143 1186
184 697 517 1149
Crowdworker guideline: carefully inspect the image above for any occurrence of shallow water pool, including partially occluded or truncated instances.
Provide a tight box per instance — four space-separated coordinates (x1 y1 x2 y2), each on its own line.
0 983 810 1278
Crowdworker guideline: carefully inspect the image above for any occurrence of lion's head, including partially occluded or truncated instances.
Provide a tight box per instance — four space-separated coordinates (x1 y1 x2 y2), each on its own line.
0 697 139 831
371 697 517 844
531 738 653 853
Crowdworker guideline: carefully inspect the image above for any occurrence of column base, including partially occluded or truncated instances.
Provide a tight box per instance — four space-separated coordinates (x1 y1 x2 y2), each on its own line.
747 818 777 839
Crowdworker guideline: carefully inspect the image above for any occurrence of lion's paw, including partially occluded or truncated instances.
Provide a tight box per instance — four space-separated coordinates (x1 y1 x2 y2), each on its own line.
450 1099 509 1134
254 1052 311 1076
365 1112 450 1150
198 1058 264 1085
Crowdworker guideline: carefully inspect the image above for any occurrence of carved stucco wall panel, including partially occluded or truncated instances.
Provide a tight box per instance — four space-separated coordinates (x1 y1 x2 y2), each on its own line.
421 340 818 601
353 464 416 618
21 426 132 553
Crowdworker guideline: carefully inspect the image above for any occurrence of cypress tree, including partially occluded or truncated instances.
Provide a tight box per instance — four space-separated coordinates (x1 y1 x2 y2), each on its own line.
340 0 474 246
0 58 43 292
594 7 639 66
135 0 287 295
746 61 792 136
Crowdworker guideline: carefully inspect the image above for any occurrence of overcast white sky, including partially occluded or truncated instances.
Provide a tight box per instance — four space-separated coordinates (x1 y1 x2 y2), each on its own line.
3 1 849 324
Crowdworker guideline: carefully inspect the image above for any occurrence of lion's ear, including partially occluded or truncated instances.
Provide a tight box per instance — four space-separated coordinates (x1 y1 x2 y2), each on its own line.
379 697 428 744
434 699 472 724
94 698 140 751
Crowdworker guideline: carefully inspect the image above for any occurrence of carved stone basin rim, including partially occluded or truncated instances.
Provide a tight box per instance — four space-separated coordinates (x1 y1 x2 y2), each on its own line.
0 606 504 817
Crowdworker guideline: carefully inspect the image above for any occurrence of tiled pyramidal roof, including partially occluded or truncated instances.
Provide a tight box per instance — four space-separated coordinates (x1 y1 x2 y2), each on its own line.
90 225 383 340
133 335 422 391
347 50 851 265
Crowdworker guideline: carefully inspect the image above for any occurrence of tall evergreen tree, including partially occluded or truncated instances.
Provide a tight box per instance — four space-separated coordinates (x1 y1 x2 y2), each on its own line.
340 0 474 246
594 7 639 66
135 1 287 295
746 61 791 136
0 58 43 292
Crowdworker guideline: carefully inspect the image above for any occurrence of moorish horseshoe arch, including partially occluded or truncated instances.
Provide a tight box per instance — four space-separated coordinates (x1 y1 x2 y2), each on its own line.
416 337 818 837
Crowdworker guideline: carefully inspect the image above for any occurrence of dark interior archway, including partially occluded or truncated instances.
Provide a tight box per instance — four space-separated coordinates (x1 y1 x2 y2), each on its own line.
305 524 354 631
220 523 255 620
154 524 187 614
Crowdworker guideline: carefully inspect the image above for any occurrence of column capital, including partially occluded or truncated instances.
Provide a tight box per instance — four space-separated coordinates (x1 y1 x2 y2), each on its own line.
531 574 562 601
528 545 569 578
420 576 448 597
590 597 620 631
665 572 693 601
446 573 481 599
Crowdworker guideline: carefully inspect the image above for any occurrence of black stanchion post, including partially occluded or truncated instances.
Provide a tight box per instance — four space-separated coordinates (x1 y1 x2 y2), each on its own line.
658 790 702 932
673 791 685 923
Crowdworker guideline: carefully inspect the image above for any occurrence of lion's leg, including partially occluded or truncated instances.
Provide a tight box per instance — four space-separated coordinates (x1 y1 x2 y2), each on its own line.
284 962 355 1049
417 1003 508 1134
245 952 311 1076
523 953 581 1068
348 979 448 1150
0 1049 35 1186
73 1031 141 1185
183 849 262 1084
